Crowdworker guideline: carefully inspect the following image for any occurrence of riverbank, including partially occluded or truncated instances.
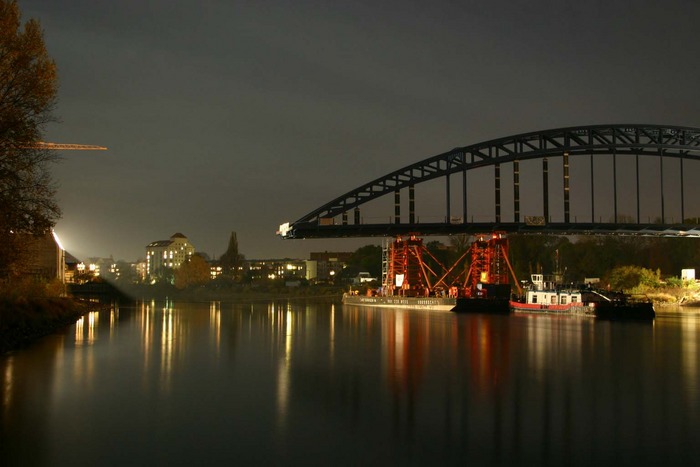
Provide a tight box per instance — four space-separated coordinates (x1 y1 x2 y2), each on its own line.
637 287 700 307
0 297 88 354
70 281 347 303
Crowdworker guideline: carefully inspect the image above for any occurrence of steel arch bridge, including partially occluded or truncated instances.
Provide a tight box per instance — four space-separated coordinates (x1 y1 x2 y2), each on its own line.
278 124 700 239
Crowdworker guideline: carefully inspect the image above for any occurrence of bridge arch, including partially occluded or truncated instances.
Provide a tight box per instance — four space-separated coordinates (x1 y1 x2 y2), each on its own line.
280 124 700 239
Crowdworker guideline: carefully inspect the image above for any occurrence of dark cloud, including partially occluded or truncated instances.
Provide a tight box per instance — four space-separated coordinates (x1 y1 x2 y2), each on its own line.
16 0 700 260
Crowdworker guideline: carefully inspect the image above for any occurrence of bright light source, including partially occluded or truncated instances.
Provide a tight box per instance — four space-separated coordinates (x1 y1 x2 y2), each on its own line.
277 222 291 237
51 229 65 250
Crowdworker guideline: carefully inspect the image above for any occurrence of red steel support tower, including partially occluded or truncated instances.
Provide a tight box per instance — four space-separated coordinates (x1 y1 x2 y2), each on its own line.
386 236 427 297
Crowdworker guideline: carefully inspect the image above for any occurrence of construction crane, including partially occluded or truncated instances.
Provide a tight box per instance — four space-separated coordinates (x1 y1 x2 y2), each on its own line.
21 142 107 150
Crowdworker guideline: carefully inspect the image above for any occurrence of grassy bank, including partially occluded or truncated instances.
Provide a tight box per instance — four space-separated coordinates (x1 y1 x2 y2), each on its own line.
0 297 88 354
625 283 700 307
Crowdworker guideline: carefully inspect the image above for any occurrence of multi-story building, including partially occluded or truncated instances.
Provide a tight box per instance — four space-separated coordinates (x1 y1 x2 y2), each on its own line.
243 252 351 284
18 230 66 282
309 251 352 282
146 233 195 280
245 259 316 282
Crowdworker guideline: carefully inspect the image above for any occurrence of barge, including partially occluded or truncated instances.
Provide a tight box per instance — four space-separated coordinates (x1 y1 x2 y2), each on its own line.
342 292 510 313
342 293 457 311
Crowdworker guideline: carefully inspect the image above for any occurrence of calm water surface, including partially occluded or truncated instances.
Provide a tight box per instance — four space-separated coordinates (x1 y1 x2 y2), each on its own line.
1 300 699 466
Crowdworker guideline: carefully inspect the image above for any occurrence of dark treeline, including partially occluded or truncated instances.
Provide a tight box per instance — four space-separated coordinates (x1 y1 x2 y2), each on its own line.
508 235 699 283
332 235 700 288
417 235 699 286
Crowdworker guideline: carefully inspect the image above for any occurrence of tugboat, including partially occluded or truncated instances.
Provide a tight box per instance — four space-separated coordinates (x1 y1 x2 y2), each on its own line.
510 274 655 320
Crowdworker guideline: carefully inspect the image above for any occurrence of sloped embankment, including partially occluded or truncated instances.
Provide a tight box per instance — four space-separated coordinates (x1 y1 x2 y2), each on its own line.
0 298 87 354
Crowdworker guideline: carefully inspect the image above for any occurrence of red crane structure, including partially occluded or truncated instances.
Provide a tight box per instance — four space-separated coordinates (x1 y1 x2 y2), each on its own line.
382 233 521 299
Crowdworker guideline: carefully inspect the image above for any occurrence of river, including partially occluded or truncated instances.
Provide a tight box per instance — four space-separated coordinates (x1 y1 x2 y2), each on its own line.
1 300 699 466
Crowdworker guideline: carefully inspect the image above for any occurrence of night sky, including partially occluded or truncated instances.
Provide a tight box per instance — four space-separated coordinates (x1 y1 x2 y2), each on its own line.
19 0 700 262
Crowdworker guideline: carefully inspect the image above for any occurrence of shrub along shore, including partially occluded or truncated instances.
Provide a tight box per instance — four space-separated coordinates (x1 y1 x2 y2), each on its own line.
0 297 88 354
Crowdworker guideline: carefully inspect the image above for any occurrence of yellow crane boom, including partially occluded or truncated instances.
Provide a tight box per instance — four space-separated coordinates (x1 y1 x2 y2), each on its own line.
21 142 108 150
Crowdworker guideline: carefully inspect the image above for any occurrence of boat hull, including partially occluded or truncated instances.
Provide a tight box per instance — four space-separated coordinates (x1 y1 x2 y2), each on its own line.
342 294 456 311
342 294 511 313
594 301 656 320
510 300 655 320
452 298 510 314
510 301 594 316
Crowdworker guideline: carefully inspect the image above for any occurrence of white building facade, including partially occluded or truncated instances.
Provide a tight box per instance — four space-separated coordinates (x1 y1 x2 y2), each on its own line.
146 233 195 280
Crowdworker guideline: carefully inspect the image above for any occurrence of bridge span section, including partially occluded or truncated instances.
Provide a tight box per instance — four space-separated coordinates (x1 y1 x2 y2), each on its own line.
278 124 700 239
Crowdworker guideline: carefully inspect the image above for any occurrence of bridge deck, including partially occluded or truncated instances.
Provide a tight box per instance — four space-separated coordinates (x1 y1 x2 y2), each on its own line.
286 222 700 239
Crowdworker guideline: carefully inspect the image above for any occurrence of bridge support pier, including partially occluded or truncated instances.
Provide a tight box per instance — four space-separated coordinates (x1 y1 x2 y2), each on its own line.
462 170 467 223
660 148 665 224
394 190 400 224
495 163 501 223
409 185 415 224
680 157 685 222
445 173 451 222
590 154 595 223
543 158 549 222
513 160 520 223
636 154 640 223
613 148 618 223
563 152 570 223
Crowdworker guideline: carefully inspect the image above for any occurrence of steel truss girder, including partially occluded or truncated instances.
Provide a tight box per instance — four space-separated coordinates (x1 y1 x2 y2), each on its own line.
286 222 700 239
290 124 700 234
287 125 700 233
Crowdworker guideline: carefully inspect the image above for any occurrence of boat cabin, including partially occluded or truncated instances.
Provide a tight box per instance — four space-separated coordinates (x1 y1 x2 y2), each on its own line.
527 290 582 306
526 274 583 306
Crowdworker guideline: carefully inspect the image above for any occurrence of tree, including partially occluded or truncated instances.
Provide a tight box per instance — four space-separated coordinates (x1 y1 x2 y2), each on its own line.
607 266 660 291
174 255 211 289
0 1 59 277
219 231 244 280
345 245 382 279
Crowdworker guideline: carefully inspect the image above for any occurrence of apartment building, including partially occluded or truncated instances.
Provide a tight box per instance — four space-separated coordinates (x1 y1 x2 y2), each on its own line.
146 232 195 280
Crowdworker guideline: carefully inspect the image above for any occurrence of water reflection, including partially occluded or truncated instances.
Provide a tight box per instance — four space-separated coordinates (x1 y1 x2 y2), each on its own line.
0 301 698 465
210 301 221 355
681 315 698 407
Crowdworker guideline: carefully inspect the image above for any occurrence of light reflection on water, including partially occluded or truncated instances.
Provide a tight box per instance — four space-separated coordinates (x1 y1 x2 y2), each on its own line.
0 301 699 466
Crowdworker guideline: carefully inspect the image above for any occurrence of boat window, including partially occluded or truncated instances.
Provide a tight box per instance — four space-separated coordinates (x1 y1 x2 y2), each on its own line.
560 296 567 305
572 295 579 302
532 295 537 303
550 296 557 305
